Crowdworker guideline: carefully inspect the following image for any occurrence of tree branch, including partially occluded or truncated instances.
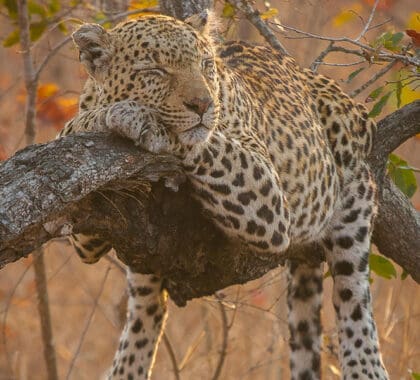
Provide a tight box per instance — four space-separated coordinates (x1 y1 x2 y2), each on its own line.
160 0 213 20
228 0 289 56
0 103 419 306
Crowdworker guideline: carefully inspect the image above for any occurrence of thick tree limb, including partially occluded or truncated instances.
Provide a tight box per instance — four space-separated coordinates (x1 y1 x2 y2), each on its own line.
369 100 420 283
0 102 419 305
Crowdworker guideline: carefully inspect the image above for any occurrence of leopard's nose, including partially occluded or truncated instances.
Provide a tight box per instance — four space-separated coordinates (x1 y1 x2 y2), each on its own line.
183 97 213 116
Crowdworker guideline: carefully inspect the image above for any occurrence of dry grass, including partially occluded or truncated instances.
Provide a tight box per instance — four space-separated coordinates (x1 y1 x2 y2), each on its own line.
0 243 419 379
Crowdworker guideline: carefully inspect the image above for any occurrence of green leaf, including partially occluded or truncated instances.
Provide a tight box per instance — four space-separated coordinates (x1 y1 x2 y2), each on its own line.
1 0 18 19
388 153 418 198
30 21 47 42
391 32 404 46
28 1 47 17
412 372 420 380
3 29 20 47
58 22 68 34
401 269 409 280
47 0 60 14
372 31 404 51
369 254 397 279
366 86 384 102
347 67 364 83
372 31 392 49
368 92 391 117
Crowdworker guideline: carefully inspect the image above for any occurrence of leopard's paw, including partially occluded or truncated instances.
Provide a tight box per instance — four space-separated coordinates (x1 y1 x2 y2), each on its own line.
105 100 155 141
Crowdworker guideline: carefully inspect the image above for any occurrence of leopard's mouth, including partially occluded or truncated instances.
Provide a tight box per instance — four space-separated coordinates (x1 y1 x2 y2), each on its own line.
183 123 208 132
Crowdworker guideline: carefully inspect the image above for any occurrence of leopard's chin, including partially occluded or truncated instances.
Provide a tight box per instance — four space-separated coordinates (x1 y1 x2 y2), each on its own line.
178 124 211 145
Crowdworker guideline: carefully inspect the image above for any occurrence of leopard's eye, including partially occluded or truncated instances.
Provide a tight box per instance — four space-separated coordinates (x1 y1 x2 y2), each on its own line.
137 67 169 77
201 58 214 75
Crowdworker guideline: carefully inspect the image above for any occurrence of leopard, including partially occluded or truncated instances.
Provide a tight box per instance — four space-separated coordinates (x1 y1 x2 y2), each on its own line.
58 11 389 380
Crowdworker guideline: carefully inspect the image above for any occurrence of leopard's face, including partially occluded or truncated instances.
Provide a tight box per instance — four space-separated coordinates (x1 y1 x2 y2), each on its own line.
73 15 220 145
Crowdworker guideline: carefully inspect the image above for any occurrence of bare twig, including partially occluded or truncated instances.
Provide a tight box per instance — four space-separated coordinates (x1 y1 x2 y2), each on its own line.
66 266 111 379
163 333 181 380
35 36 73 82
228 0 289 55
367 17 392 32
1 262 33 377
316 59 366 67
17 0 37 145
310 42 335 72
350 60 398 97
356 0 379 41
329 45 366 58
211 297 229 380
271 21 420 67
33 249 59 380
104 254 126 273
16 1 58 379
178 331 206 371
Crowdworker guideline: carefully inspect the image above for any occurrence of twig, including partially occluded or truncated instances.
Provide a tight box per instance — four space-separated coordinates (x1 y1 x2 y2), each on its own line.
66 266 111 379
104 254 126 273
163 333 181 380
16 1 58 379
310 42 334 72
356 0 379 41
17 0 37 146
1 262 33 376
35 36 73 82
178 331 205 371
270 21 420 67
350 60 398 97
316 59 366 67
211 297 229 380
33 249 59 380
228 0 289 55
329 45 365 58
367 17 392 32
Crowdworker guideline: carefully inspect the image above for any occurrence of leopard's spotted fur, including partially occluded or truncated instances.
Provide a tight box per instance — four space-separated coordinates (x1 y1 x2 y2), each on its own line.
59 12 388 380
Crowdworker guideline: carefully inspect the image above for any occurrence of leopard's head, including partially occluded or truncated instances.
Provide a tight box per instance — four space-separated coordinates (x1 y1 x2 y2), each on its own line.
72 12 220 144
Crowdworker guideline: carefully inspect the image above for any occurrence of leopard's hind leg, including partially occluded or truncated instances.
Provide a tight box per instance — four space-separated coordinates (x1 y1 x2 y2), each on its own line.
323 164 388 379
287 260 323 380
109 269 167 380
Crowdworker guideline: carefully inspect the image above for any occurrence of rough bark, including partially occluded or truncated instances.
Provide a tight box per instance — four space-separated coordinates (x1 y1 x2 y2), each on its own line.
369 101 420 283
1 102 419 305
159 0 213 20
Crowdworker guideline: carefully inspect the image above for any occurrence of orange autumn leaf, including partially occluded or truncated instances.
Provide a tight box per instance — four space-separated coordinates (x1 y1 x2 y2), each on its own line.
332 3 363 27
37 82 59 99
406 29 420 47
36 83 78 130
17 83 78 129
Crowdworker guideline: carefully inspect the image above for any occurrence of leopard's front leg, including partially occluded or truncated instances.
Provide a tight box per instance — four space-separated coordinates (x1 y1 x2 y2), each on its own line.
105 101 180 154
61 100 179 155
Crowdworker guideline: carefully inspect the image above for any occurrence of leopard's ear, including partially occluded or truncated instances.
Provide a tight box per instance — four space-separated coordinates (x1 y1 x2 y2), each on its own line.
184 9 218 37
72 23 114 82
